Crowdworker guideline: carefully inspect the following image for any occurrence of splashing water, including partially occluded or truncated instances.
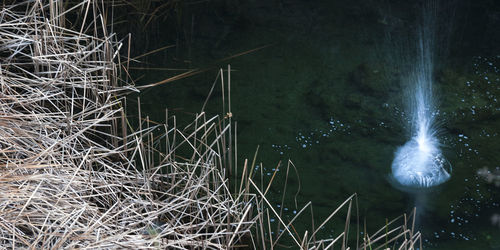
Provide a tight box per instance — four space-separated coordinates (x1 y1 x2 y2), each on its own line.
391 123 451 188
390 3 451 188
391 82 451 187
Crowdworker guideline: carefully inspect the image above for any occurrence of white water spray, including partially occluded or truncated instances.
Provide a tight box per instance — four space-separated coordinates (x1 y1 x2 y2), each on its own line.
390 4 451 188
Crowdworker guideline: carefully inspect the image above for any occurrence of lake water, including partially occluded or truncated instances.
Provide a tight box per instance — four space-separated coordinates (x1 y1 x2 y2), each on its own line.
122 0 500 248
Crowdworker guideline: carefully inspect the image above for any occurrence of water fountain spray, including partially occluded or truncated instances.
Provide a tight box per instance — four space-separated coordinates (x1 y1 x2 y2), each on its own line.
390 2 452 188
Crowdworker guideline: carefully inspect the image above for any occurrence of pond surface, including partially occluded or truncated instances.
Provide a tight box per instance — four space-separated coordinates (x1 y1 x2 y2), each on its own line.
123 0 500 248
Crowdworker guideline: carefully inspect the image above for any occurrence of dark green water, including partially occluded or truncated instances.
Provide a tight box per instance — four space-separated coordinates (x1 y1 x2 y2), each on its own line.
119 0 500 248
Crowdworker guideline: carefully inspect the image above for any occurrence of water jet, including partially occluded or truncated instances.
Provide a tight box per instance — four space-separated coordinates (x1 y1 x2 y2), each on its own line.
390 2 452 188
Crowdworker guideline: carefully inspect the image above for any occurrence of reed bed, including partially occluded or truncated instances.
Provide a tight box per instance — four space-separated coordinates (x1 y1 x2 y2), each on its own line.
0 1 421 249
0 1 254 249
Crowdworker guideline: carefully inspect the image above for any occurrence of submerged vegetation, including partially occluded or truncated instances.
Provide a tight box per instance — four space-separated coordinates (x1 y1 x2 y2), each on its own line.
0 1 424 249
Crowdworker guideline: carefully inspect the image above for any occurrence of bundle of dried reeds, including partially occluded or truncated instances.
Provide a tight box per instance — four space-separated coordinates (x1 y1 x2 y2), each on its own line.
0 1 254 249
